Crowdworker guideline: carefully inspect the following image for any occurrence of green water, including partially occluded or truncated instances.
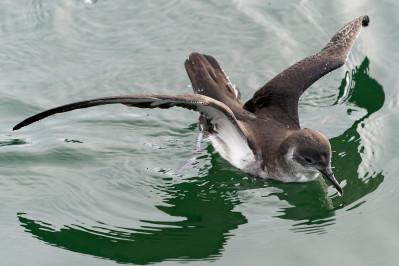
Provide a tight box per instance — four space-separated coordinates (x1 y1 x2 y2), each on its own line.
1 1 398 265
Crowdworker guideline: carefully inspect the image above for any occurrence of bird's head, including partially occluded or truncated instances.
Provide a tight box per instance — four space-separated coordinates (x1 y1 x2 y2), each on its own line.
282 129 343 196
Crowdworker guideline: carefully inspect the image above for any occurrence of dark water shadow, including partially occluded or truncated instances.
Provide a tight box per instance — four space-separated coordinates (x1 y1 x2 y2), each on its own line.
17 57 384 262
17 155 265 264
270 57 385 233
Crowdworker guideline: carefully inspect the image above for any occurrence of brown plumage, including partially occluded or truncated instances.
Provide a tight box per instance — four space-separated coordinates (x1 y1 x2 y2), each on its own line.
13 16 370 196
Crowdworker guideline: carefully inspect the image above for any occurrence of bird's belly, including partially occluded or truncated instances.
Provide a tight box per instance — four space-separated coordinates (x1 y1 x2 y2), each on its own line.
207 133 257 172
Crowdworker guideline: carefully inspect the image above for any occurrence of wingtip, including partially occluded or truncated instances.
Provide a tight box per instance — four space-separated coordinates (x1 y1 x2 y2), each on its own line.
13 120 29 131
362 15 370 27
13 125 21 131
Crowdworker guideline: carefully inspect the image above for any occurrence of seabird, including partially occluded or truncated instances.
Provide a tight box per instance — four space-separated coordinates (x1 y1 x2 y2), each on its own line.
13 16 370 196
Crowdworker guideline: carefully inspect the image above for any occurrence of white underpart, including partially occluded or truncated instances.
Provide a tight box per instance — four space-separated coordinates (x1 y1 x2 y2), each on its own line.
197 105 255 170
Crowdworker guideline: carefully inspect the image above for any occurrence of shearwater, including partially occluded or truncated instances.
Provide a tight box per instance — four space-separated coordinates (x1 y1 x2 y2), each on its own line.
13 16 370 196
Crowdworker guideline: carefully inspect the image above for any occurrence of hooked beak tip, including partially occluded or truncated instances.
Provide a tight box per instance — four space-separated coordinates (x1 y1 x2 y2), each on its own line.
337 187 343 197
319 167 343 197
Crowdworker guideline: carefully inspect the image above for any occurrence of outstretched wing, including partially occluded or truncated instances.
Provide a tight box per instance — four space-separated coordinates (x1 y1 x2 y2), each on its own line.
243 15 370 128
13 94 246 134
13 94 255 169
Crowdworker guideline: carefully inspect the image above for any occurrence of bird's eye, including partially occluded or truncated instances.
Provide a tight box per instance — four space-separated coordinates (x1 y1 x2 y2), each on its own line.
305 158 312 163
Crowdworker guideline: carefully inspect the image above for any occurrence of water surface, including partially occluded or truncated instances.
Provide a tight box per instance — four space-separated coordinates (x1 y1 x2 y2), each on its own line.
1 1 398 265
